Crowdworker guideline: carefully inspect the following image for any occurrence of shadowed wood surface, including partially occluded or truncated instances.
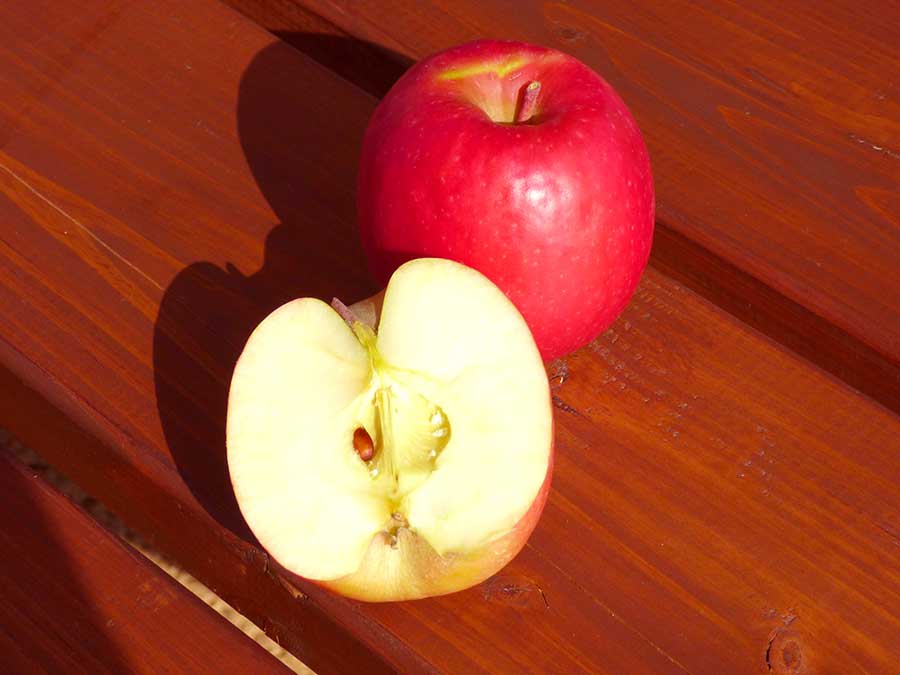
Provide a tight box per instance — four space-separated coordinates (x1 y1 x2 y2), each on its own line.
1 0 899 673
0 448 293 674
233 0 900 414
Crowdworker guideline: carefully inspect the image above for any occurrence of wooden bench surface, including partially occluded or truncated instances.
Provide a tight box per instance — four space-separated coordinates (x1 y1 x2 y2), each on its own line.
230 0 900 413
1 0 898 673
0 448 292 674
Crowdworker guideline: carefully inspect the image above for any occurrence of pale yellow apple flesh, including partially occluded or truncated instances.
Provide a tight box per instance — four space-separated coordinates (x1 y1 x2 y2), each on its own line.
227 258 553 601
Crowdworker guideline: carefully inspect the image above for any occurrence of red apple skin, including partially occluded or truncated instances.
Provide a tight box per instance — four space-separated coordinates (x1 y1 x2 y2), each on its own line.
358 40 654 360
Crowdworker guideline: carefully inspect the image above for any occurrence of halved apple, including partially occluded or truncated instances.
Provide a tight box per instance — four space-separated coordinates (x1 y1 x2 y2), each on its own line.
227 258 553 601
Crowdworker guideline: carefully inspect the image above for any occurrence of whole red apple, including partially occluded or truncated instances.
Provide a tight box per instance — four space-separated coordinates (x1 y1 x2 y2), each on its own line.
358 40 654 360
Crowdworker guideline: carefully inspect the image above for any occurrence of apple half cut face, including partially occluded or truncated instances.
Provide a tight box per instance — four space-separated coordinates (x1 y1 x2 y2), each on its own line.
227 258 553 601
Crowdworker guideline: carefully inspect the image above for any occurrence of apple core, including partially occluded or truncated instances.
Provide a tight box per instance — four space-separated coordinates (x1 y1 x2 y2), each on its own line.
344 318 453 504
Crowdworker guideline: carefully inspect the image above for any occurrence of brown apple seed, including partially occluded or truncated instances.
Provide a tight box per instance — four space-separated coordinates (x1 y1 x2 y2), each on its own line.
353 427 375 462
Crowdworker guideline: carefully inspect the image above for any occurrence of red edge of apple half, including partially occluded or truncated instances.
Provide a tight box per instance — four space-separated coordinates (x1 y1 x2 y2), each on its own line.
358 39 655 361
320 447 554 603
227 258 554 602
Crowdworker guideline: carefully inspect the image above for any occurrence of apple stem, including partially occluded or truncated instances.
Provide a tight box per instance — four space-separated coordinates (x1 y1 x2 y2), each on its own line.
331 297 358 326
515 81 541 124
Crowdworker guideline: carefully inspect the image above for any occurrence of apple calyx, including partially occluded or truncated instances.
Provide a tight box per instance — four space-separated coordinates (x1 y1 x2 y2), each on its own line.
331 297 451 510
386 511 409 549
515 80 541 124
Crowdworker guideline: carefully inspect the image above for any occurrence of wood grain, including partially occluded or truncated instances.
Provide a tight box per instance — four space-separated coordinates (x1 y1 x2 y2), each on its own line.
1 0 899 673
256 0 900 413
224 0 411 98
0 448 292 674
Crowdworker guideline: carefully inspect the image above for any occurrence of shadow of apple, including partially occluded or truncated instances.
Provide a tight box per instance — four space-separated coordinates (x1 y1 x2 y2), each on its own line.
152 36 411 538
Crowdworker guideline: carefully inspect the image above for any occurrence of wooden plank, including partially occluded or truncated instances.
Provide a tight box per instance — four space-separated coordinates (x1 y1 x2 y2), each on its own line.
256 0 900 413
1 0 898 672
0 448 292 674
223 0 410 98
0 2 394 673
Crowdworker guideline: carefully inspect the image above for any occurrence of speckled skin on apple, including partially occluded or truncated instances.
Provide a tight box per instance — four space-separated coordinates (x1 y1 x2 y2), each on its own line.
358 39 654 360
